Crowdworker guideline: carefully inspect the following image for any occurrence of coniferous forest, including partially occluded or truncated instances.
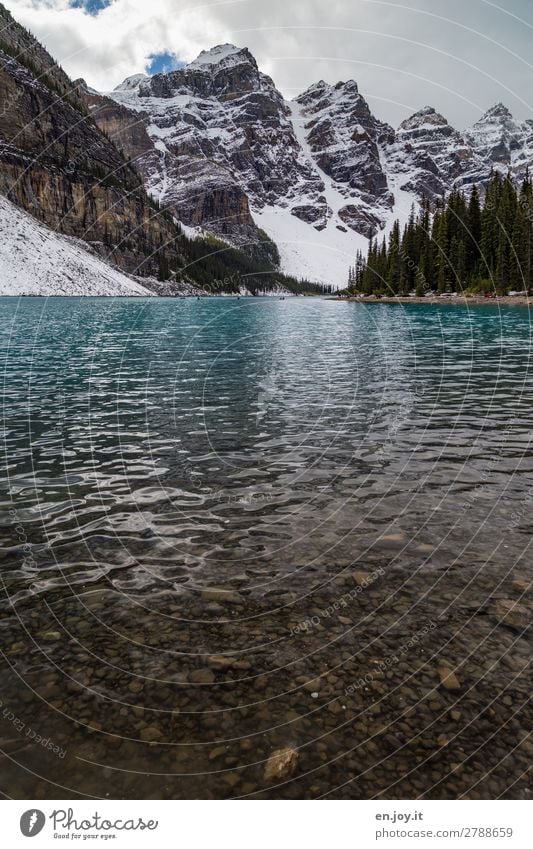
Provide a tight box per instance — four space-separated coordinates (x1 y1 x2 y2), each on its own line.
348 172 533 296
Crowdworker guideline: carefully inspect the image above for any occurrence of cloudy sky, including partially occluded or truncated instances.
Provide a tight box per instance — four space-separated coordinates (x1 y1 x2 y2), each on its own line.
4 0 533 129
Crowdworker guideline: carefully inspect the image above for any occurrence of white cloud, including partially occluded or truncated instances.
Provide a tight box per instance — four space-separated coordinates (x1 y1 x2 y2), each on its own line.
3 0 533 128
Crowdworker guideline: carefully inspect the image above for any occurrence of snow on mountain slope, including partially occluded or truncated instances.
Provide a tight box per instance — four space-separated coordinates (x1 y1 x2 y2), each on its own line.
253 100 370 286
384 106 485 200
253 205 368 287
114 74 149 91
103 53 401 286
0 195 155 296
188 44 248 69
289 100 353 225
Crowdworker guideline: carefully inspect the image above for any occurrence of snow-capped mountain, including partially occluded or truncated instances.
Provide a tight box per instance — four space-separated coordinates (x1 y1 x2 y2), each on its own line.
294 79 394 236
3 0 533 293
101 44 325 264
0 2 302 298
465 103 533 181
83 43 533 287
383 107 486 200
86 46 397 284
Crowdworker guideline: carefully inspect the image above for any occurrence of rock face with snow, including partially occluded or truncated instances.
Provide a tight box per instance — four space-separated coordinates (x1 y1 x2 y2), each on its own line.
0 2 182 279
294 80 394 236
383 106 485 200
3 0 533 291
91 43 533 286
97 44 327 262
465 104 533 181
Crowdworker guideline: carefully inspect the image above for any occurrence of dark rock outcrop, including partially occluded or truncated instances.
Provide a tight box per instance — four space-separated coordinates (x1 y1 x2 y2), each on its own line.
0 3 182 277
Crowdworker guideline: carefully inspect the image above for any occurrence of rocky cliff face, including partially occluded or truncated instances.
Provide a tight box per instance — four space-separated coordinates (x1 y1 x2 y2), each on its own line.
0 2 182 277
294 80 394 236
382 106 486 201
94 44 323 259
99 44 533 249
91 45 533 283
465 103 533 181
0 2 84 112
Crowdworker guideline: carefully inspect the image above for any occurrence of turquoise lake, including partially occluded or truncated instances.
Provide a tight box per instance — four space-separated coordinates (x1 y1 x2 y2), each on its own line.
0 297 531 799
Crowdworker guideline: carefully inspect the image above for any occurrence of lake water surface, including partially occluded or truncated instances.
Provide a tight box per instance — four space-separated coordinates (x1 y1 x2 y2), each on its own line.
0 297 531 799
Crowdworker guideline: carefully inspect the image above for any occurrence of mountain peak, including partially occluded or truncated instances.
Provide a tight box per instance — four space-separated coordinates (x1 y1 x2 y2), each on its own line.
295 78 361 108
114 74 149 92
188 44 255 70
477 103 514 123
399 106 449 132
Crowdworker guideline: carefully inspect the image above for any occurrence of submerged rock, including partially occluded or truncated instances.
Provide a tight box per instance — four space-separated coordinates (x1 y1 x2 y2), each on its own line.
438 665 461 691
188 669 216 684
264 747 299 783
139 726 163 743
491 599 530 633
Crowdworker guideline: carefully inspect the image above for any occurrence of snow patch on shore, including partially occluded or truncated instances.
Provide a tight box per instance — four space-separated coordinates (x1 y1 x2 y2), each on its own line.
0 195 155 296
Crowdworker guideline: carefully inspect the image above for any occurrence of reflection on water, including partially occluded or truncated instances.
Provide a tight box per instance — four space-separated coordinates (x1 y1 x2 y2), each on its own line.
0 297 531 799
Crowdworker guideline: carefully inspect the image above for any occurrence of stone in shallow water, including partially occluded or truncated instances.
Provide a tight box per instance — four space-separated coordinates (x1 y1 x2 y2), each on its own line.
438 665 461 691
264 747 299 783
188 669 215 684
206 655 233 670
200 588 243 604
353 571 371 586
209 746 227 761
139 726 163 743
492 598 530 632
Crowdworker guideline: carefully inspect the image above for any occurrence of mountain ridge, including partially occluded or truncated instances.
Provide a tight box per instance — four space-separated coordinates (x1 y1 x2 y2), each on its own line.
91 42 533 285
1 6 532 292
0 7 323 296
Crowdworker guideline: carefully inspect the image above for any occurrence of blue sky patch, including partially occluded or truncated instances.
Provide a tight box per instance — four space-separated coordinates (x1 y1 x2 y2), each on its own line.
147 52 185 76
71 0 112 14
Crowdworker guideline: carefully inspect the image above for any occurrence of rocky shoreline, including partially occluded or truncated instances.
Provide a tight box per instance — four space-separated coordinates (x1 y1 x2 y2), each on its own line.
334 295 533 306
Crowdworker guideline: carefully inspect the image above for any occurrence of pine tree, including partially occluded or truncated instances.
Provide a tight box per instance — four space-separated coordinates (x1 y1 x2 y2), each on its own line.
350 172 533 296
467 184 482 276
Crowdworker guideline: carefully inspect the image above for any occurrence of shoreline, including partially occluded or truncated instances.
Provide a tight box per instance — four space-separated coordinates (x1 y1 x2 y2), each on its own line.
332 295 533 306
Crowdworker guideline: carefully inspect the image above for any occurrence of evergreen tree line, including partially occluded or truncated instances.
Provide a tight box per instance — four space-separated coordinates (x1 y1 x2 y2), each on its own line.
157 232 334 295
348 171 533 296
